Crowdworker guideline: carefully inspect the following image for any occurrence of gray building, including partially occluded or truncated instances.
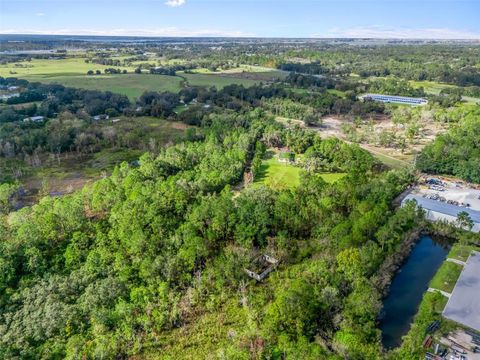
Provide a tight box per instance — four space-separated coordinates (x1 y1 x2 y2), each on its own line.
443 251 480 332
402 194 480 233
361 93 428 106
23 116 45 123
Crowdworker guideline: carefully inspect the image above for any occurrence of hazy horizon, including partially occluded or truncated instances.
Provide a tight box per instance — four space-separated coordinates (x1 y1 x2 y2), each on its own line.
1 0 479 40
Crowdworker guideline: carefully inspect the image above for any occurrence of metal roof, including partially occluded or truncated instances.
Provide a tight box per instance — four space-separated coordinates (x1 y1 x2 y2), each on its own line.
403 194 480 224
442 251 480 332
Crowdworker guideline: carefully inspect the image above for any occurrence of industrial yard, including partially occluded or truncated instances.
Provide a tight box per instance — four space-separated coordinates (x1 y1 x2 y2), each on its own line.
403 176 480 232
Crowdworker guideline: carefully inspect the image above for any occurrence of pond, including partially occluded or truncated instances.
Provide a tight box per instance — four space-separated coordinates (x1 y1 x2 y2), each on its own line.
379 235 450 349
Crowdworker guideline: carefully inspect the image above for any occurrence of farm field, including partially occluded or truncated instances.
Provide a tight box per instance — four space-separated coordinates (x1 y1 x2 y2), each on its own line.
0 57 265 99
22 73 184 99
0 57 132 78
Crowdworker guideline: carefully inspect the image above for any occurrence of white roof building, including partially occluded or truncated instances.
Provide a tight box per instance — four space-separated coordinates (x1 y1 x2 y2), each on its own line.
361 94 428 106
23 116 45 123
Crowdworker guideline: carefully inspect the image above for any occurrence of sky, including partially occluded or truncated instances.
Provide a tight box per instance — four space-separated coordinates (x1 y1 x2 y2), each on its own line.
0 0 479 39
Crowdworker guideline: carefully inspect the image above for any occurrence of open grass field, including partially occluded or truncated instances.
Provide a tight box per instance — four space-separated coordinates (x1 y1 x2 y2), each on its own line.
365 147 412 169
318 172 347 183
429 261 463 293
0 57 132 78
409 80 456 95
0 57 265 99
22 74 184 99
189 66 288 82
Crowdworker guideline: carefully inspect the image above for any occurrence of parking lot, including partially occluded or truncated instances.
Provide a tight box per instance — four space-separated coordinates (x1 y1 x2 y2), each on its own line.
412 177 480 211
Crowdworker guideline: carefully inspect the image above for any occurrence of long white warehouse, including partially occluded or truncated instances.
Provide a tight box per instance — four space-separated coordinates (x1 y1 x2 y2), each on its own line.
361 94 428 105
402 194 480 233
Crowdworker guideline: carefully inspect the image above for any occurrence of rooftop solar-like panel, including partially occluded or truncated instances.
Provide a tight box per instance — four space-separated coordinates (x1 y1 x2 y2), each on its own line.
362 94 427 105
403 194 480 223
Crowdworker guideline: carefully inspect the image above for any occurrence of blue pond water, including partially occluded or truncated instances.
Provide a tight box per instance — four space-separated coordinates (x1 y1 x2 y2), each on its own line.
380 235 449 349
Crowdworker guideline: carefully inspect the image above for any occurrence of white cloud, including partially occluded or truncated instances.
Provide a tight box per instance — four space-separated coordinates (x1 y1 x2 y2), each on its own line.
0 27 255 38
164 0 185 7
36 12 45 17
315 26 480 40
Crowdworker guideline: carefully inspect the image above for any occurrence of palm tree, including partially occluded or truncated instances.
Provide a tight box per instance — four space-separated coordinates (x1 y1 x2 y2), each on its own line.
457 211 474 231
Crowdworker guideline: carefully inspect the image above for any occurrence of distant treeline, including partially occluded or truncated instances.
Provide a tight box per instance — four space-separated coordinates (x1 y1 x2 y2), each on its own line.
278 61 328 75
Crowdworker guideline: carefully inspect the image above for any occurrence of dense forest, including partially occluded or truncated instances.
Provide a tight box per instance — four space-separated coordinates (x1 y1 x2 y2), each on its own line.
1 36 480 359
0 104 427 359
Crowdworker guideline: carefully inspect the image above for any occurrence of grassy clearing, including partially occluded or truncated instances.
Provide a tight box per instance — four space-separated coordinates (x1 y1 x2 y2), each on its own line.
190 65 278 74
318 172 347 183
367 149 411 169
253 157 345 190
254 157 302 189
409 80 456 95
409 80 480 104
18 74 184 100
0 57 132 78
448 244 480 262
326 89 346 98
429 261 463 293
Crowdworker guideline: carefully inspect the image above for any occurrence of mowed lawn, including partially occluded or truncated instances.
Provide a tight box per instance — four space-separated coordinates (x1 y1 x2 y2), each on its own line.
448 244 480 262
254 158 302 189
253 157 345 189
429 261 463 293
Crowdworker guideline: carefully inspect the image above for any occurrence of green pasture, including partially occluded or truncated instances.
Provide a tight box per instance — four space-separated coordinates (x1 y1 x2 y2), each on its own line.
1 57 266 99
22 74 184 99
0 57 132 78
